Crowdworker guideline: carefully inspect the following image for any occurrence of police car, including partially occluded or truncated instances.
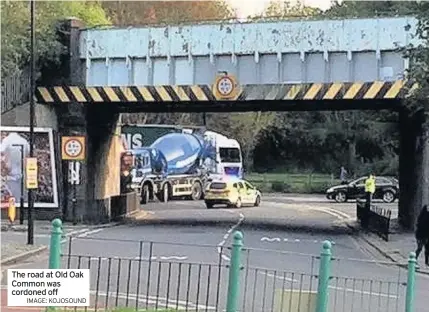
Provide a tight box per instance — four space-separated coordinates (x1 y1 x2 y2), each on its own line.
204 177 262 208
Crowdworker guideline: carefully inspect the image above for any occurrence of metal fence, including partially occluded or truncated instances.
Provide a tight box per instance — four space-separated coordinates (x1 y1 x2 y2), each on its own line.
357 199 392 241
1 66 31 114
62 236 231 311
47 219 416 312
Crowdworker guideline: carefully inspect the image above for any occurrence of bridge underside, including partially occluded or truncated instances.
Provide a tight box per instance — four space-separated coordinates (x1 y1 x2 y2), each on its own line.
36 80 427 230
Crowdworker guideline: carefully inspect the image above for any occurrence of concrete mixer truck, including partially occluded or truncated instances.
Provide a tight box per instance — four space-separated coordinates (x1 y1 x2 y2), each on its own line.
120 124 243 204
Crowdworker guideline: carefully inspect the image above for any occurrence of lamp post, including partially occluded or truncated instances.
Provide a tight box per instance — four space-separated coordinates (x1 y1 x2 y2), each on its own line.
12 144 25 225
27 0 36 245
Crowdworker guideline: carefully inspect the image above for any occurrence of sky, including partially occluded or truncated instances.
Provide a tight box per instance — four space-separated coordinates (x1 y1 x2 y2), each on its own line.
229 0 334 18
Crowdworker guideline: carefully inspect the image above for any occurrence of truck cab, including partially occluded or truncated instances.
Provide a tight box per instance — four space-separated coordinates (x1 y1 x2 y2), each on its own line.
204 131 243 180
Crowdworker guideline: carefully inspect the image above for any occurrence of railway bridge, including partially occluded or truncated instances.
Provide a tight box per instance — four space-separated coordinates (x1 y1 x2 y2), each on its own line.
9 16 429 228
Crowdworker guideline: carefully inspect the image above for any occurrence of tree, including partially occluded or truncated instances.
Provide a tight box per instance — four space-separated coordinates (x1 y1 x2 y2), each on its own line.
1 1 110 78
211 112 276 170
252 0 321 20
403 3 429 228
406 3 429 111
100 1 234 26
325 1 420 18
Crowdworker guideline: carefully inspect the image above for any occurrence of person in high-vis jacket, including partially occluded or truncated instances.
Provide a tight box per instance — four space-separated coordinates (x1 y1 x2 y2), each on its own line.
364 174 376 200
362 174 376 227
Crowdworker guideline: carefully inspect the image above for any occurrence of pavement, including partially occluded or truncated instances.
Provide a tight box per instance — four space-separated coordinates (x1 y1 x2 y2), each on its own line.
0 219 120 266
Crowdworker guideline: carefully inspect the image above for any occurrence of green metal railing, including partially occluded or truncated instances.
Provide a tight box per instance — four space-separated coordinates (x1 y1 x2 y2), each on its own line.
47 218 417 312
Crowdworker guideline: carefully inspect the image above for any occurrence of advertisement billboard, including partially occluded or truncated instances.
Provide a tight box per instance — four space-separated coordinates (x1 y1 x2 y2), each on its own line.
0 127 58 208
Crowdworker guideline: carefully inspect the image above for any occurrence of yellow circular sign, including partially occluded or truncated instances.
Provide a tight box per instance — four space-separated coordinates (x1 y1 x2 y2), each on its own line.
64 139 83 158
213 74 238 100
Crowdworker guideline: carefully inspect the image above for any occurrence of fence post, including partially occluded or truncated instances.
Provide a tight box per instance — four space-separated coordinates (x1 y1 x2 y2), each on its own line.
49 218 63 269
405 252 417 312
316 240 332 312
226 231 243 312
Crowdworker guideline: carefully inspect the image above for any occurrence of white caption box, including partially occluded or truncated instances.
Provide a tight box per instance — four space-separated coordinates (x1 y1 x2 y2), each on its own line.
7 269 90 307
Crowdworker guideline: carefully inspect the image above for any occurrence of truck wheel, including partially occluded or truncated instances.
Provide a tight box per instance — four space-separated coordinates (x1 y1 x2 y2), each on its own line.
191 182 203 201
141 185 150 205
160 183 170 203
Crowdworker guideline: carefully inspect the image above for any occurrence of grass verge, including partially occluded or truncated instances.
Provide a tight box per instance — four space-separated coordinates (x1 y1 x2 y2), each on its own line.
246 172 340 194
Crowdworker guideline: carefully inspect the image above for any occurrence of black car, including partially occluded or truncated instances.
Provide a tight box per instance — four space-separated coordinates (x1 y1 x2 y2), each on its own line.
326 176 399 203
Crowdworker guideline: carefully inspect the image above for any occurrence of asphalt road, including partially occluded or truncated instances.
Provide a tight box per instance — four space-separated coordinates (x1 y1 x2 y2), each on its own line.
4 219 428 312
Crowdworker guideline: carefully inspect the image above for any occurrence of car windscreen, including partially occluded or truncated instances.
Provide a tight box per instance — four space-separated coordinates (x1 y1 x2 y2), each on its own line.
210 182 227 190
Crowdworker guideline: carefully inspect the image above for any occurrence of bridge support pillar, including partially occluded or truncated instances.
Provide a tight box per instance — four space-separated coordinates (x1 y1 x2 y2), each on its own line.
85 106 121 223
58 104 121 223
398 109 429 230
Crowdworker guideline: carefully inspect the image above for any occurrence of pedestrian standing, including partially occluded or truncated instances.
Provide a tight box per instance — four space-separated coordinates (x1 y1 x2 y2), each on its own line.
340 166 348 184
415 205 429 267
362 173 375 228
364 173 376 201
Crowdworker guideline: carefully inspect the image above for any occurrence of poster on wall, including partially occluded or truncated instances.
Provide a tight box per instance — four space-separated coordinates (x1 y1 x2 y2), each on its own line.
0 126 58 208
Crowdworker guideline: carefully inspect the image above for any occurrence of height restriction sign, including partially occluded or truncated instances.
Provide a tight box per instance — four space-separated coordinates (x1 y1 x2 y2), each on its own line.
213 74 239 100
61 136 85 160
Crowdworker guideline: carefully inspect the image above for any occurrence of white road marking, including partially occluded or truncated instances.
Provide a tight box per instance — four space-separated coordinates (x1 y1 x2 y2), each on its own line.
328 286 398 299
66 228 90 236
88 255 189 261
261 237 336 245
261 237 281 242
263 200 354 221
76 228 103 237
307 207 351 221
264 272 298 282
90 290 216 310
217 212 245 262
159 256 188 261
320 207 353 220
60 227 105 244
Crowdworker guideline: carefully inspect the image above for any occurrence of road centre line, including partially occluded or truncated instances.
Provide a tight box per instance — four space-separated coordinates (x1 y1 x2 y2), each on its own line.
217 212 245 262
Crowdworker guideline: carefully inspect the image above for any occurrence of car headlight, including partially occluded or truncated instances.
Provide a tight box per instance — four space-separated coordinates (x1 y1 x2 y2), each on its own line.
327 187 334 193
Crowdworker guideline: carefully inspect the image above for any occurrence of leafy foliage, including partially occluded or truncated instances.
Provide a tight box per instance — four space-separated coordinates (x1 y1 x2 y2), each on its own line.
251 0 322 20
324 1 420 18
100 1 234 26
404 3 429 119
1 1 110 78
